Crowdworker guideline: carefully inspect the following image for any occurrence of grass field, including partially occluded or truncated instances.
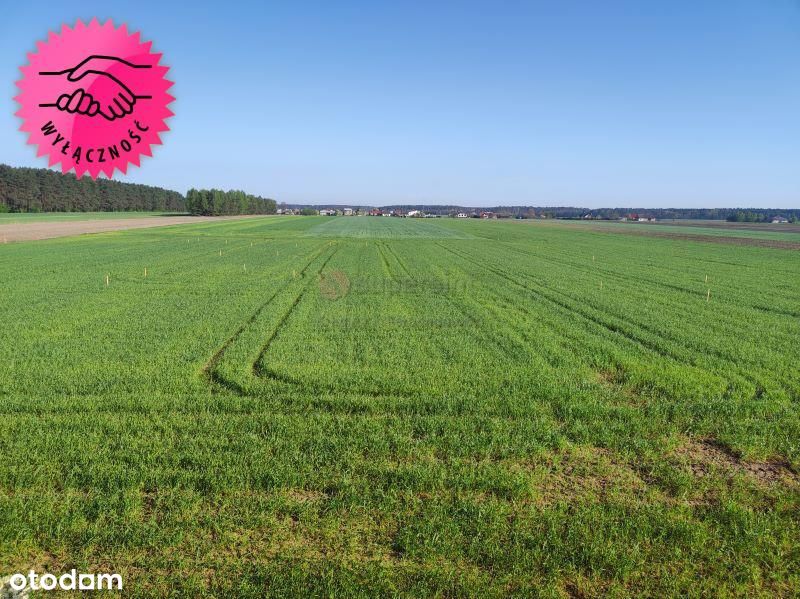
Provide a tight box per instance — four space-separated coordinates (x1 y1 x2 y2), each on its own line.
1 216 798 597
0 211 182 223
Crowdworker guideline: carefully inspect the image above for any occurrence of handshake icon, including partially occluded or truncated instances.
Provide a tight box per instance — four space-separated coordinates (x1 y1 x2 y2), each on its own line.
39 55 152 121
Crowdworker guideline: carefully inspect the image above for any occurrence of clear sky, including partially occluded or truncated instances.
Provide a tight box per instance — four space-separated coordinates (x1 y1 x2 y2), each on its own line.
1 1 799 208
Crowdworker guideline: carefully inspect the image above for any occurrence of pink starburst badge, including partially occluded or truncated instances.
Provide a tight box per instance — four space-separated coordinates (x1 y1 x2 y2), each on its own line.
15 19 174 179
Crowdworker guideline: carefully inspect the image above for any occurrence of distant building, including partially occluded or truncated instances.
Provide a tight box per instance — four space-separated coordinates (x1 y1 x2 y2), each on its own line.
407 210 422 217
772 216 789 224
342 207 353 216
480 211 497 219
319 209 337 216
368 209 383 216
457 212 468 218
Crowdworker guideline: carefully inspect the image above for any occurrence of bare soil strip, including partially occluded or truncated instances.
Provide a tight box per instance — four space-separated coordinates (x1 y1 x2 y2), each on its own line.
0 215 267 243
564 223 800 250
654 220 800 234
611 229 800 250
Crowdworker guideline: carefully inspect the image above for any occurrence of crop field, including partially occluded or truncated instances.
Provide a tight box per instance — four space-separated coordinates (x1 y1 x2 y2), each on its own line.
0 211 178 223
1 215 798 597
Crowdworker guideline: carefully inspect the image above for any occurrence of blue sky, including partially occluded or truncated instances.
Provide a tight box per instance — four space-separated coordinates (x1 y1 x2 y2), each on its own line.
1 1 798 207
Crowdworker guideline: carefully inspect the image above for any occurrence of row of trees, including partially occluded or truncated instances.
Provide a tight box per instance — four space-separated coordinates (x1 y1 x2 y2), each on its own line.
0 164 184 213
185 189 277 216
726 211 798 223
0 165 279 217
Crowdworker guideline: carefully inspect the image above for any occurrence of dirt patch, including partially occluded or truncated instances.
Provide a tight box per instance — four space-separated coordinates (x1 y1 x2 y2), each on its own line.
593 368 641 406
675 438 798 485
283 488 327 503
518 446 649 505
595 369 622 386
654 220 800 234
0 215 268 243
582 226 800 250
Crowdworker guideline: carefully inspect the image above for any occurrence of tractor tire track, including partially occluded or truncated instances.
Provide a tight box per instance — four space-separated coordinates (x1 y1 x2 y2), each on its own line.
252 245 340 377
438 242 769 398
435 242 681 362
200 243 329 391
470 244 780 390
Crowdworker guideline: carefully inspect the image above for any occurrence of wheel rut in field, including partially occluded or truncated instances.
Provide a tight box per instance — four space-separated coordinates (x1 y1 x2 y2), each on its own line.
376 242 396 282
204 242 422 401
251 246 340 376
435 242 682 362
437 242 776 401
466 242 780 391
251 246 424 400
201 243 330 393
383 243 414 279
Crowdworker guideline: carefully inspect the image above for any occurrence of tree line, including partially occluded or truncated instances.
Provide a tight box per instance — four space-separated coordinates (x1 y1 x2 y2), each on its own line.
185 189 277 216
726 210 798 223
0 164 278 217
0 164 184 212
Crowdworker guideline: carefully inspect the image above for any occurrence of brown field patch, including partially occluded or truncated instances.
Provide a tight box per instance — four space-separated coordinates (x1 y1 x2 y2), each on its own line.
0 214 270 242
584 226 800 250
516 446 650 506
675 438 798 485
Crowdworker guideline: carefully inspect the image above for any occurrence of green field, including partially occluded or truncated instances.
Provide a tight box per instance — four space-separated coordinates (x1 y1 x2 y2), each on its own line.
1 216 798 597
0 211 180 223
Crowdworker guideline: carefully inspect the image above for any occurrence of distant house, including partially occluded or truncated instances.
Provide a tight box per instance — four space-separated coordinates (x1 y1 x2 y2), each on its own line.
649 217 657 222
368 209 382 216
771 216 789 224
638 217 648 222
342 208 353 216
407 210 422 217
582 213 593 219
276 208 283 214
319 209 337 216
456 213 468 218
480 211 497 219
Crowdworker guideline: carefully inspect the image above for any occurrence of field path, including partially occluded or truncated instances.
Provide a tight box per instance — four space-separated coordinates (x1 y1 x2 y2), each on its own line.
0 214 270 242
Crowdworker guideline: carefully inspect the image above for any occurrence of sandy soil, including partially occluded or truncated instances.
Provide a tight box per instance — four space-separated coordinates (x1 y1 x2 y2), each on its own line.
654 220 800 234
0 215 264 242
592 227 800 250
550 221 800 250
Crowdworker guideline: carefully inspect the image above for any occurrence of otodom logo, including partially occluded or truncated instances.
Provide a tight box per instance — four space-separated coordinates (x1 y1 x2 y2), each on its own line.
15 19 174 179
